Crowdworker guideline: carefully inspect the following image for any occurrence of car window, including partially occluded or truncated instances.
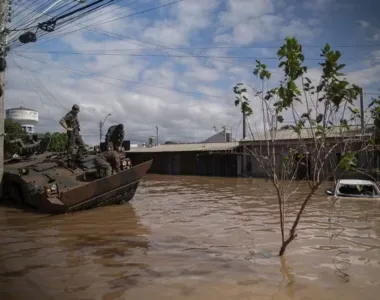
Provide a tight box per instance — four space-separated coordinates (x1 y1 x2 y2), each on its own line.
337 184 378 197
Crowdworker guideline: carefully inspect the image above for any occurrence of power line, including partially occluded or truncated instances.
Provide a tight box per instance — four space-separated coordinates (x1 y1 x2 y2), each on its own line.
43 0 184 41
10 54 50 109
16 44 380 51
9 0 185 50
7 0 126 48
13 52 380 104
8 0 147 47
14 53 230 100
11 54 66 110
7 3 270 75
10 5 259 72
13 50 380 61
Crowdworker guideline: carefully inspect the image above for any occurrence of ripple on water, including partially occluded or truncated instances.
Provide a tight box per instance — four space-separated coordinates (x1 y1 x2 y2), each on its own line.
1 175 380 300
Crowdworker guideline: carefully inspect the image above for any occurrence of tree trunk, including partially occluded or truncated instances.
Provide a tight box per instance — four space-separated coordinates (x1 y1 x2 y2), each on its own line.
278 185 319 256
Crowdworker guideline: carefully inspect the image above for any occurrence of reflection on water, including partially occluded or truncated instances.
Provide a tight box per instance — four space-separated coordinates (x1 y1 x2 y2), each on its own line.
1 175 380 299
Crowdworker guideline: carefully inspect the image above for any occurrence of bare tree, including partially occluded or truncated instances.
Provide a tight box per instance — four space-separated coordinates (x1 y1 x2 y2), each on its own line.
234 37 375 256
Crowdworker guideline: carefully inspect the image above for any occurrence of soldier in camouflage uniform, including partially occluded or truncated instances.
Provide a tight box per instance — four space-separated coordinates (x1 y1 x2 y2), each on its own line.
59 104 87 166
105 124 124 151
94 150 121 178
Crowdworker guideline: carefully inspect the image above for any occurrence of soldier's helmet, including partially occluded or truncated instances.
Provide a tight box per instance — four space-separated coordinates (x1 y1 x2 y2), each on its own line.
72 104 80 111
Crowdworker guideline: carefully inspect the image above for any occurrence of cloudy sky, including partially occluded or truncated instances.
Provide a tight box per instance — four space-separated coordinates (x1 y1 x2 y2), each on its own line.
5 0 380 146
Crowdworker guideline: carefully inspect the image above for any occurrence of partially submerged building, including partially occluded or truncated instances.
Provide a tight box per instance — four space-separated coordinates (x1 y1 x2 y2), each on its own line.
127 142 239 177
126 125 377 179
239 125 377 179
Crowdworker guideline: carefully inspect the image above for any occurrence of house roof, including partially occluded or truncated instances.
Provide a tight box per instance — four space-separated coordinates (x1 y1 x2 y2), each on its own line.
242 125 375 142
127 142 239 153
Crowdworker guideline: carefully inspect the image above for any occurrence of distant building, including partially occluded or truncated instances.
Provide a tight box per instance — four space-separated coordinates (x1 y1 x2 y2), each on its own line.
240 125 377 179
202 127 232 143
6 106 39 134
127 142 239 177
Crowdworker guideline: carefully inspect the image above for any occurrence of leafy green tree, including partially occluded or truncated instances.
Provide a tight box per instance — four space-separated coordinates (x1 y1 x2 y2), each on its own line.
4 120 29 158
234 37 373 256
4 119 28 140
39 132 68 152
368 92 380 129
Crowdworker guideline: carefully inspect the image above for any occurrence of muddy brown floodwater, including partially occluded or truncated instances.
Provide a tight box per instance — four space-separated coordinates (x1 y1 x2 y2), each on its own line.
1 175 380 300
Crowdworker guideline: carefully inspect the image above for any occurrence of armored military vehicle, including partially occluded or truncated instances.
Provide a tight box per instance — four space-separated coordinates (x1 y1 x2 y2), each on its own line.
2 139 152 214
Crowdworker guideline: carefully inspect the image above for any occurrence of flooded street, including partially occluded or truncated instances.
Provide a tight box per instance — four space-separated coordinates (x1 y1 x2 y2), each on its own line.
1 175 380 300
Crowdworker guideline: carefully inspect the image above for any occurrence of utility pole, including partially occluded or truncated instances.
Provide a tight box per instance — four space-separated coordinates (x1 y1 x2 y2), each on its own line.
155 126 158 146
0 0 9 199
98 120 102 143
360 88 364 130
99 113 111 143
242 110 246 140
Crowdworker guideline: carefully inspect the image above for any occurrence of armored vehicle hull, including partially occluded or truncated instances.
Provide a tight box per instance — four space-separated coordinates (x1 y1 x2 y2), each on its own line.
2 153 152 214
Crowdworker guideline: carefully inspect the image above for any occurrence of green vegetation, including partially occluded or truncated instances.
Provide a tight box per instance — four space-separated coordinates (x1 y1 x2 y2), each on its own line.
39 132 68 152
233 37 375 256
4 119 68 156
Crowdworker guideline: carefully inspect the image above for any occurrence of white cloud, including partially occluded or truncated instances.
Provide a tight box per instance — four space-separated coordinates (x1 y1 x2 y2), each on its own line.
5 0 380 146
358 20 370 28
372 50 380 60
214 0 320 46
374 31 380 41
142 0 220 47
302 0 336 11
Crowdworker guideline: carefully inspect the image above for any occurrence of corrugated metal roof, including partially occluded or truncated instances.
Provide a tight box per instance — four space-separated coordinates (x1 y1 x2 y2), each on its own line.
127 142 239 153
245 125 374 141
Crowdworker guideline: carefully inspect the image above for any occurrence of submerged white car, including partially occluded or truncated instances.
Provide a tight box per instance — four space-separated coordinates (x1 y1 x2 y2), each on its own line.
325 179 380 199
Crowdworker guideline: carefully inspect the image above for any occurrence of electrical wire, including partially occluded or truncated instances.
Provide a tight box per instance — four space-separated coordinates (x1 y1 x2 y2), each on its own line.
32 0 185 44
8 0 134 46
16 45 380 51
13 0 359 79
30 0 151 45
14 53 230 100
11 54 67 110
8 0 125 49
8 0 184 50
13 50 380 62
10 54 52 111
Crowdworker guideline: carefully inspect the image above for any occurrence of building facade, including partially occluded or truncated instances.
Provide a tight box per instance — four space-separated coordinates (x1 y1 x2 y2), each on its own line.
239 126 377 180
127 142 239 177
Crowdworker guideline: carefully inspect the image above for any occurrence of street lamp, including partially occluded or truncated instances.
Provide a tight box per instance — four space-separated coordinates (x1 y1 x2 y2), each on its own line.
99 113 111 143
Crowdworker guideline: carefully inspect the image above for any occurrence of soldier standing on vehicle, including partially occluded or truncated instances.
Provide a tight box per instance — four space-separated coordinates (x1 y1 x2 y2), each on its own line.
94 150 121 178
59 104 87 164
105 124 125 151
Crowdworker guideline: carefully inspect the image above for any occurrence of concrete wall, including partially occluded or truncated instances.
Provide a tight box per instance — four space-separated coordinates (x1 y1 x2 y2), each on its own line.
126 151 238 177
241 140 376 180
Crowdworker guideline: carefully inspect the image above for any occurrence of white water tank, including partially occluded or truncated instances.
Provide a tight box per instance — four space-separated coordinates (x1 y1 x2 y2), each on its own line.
5 106 39 134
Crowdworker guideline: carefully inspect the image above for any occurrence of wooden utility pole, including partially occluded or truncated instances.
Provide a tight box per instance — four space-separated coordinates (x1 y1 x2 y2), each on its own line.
99 120 102 143
155 126 158 146
99 113 111 143
360 88 364 130
0 0 9 199
242 110 246 139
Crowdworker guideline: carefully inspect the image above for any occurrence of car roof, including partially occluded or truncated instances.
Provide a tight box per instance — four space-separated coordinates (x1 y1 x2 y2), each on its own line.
337 179 376 185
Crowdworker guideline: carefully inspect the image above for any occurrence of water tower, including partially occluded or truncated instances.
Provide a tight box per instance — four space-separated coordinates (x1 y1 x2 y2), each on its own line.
5 106 39 134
